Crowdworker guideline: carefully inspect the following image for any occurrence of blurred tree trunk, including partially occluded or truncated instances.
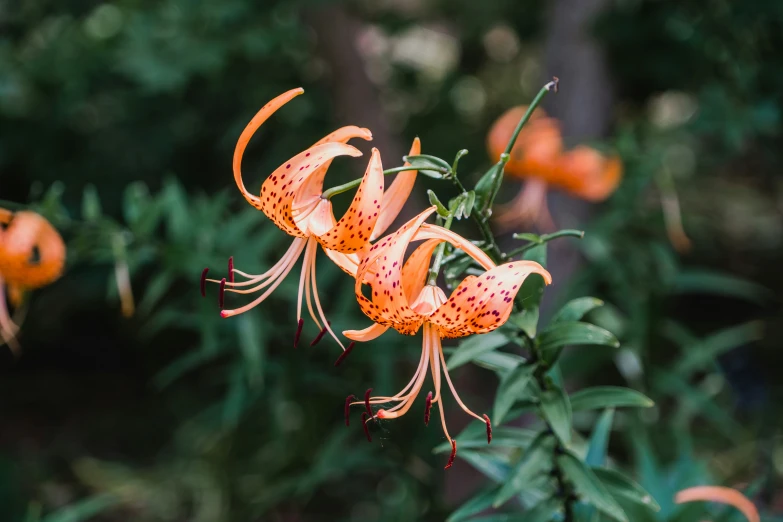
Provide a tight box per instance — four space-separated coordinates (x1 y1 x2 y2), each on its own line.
542 0 615 314
303 4 405 170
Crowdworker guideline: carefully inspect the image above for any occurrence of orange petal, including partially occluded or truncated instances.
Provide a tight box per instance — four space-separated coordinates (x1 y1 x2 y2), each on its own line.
401 238 442 303
675 486 759 522
260 142 362 236
487 105 562 180
233 88 304 211
414 224 495 271
430 260 552 338
0 211 66 289
316 148 385 254
344 323 390 342
371 137 420 240
551 146 622 201
296 126 373 210
354 207 438 334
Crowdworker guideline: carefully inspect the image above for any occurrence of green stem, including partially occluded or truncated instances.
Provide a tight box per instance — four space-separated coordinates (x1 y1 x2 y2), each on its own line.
502 79 558 158
504 229 584 259
321 165 448 200
427 213 454 285
447 176 503 262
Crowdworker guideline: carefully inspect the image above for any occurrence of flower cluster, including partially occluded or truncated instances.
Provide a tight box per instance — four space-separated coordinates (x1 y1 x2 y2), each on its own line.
203 88 552 468
0 208 66 352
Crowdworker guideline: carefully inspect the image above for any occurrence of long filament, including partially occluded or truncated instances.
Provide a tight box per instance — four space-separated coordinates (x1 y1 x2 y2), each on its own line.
310 245 345 349
437 331 485 423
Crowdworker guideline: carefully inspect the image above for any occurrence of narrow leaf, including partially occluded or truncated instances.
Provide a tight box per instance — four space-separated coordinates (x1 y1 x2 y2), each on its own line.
493 363 537 423
558 451 629 522
570 387 654 412
586 409 615 467
447 486 500 522
593 467 660 513
674 321 763 375
552 297 605 324
493 433 553 508
448 331 510 370
537 322 619 365
540 386 572 444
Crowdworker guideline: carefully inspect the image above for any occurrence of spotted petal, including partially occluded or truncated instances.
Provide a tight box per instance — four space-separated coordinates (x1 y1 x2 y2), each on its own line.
414 224 495 271
354 207 437 334
233 88 304 212
401 238 442 303
430 260 552 338
371 137 420 240
260 142 362 236
316 148 385 253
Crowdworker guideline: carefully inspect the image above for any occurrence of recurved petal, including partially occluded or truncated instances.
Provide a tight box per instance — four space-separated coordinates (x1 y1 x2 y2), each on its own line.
371 137 420 240
430 261 552 338
295 126 374 213
354 207 438 334
675 486 759 522
414 224 495 271
260 142 362 236
343 323 390 342
234 88 304 211
316 148 384 253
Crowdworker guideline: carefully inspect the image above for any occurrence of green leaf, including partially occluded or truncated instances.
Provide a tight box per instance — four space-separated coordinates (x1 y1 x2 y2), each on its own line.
448 332 510 370
463 190 476 218
493 433 553 508
493 363 537 423
674 321 764 376
137 272 172 316
593 467 660 512
447 486 499 522
672 269 771 303
537 322 620 365
513 244 548 337
237 314 264 388
458 450 511 482
81 184 102 221
435 426 537 453
428 190 451 217
41 494 118 522
552 297 605 324
558 451 628 522
570 387 653 412
540 386 572 444
474 163 504 212
513 233 542 243
405 155 450 178
517 497 562 522
586 409 615 467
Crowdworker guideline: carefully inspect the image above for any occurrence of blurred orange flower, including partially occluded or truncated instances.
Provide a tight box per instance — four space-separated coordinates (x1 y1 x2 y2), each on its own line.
676 486 760 522
487 105 622 231
0 209 66 352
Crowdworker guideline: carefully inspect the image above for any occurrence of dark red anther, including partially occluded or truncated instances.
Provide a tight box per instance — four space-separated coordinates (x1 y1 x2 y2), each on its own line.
445 440 457 469
424 391 432 426
364 388 373 418
334 342 355 367
484 414 492 444
361 413 372 442
227 257 234 283
200 268 209 297
310 321 331 347
344 394 356 426
293 318 304 348
218 278 226 309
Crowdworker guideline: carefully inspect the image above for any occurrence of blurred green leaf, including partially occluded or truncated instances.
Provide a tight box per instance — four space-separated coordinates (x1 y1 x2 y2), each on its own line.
40 494 118 522
447 486 500 522
81 185 102 221
493 363 537 423
493 433 553 508
593 467 660 513
570 387 654 412
674 321 764 375
540 386 572 445
558 451 628 522
672 270 771 303
551 297 605 324
448 332 510 370
586 409 615 467
537 322 620 365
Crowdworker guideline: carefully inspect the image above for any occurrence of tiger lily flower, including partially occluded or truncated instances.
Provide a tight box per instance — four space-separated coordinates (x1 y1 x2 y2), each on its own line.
487 105 622 231
675 486 759 522
343 207 552 468
202 88 419 350
0 209 66 352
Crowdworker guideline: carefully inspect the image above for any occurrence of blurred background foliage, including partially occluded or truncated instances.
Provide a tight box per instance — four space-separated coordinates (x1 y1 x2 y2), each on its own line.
1 0 781 520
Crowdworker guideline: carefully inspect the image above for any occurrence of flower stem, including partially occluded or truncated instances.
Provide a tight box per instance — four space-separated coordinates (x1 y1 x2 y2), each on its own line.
502 79 559 158
504 229 584 259
427 213 454 285
321 165 448 200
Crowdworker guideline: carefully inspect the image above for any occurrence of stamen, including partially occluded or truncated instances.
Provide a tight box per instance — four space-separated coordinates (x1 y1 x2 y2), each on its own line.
218 278 226 309
361 413 373 442
200 268 209 297
228 257 234 283
484 414 492 444
424 391 432 426
294 318 304 348
344 394 356 426
445 440 457 469
310 321 331 347
334 342 355 367
364 388 374 418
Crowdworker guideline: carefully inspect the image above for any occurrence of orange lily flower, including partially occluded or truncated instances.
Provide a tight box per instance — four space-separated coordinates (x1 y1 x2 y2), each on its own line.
343 207 552 468
0 209 66 352
202 88 419 350
675 486 760 522
487 105 622 231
